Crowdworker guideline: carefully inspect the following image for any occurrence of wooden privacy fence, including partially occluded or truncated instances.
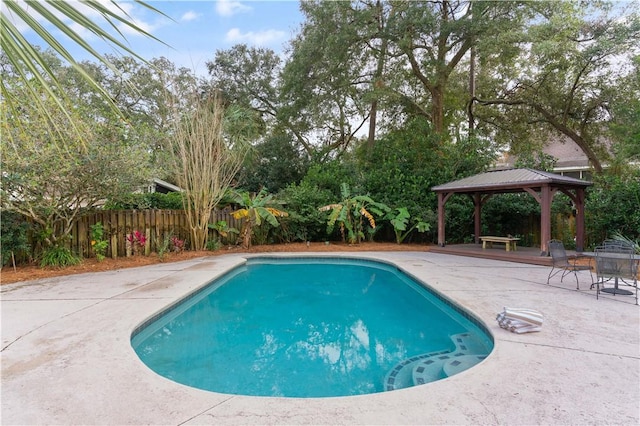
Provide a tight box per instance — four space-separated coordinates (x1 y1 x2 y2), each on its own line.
69 209 240 258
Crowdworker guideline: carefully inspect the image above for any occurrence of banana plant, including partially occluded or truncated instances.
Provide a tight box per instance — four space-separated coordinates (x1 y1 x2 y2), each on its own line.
387 207 431 244
208 220 239 246
231 189 288 248
319 183 390 244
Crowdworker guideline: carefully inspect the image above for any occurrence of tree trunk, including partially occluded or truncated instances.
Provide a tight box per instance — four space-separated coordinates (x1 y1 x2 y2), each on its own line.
432 87 445 134
367 99 378 150
367 0 392 151
468 44 476 135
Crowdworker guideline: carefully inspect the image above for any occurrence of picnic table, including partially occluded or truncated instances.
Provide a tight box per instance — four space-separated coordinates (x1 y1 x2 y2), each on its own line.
480 236 520 252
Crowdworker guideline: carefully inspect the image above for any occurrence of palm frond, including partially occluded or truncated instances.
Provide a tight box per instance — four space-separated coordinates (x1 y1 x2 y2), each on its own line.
1 0 171 134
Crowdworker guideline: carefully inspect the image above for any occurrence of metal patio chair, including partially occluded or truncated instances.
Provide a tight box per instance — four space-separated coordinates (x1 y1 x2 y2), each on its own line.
602 239 635 251
547 240 593 289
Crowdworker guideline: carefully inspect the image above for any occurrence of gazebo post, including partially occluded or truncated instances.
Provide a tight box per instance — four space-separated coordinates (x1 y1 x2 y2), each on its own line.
437 192 446 247
575 188 586 252
474 193 481 244
540 185 552 256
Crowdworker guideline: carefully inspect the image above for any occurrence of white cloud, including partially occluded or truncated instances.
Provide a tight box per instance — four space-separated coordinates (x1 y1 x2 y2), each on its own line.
180 11 200 22
5 0 163 40
66 0 162 38
225 28 286 46
216 0 252 17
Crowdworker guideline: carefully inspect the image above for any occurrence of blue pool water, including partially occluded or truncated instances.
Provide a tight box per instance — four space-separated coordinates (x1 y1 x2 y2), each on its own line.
131 257 493 397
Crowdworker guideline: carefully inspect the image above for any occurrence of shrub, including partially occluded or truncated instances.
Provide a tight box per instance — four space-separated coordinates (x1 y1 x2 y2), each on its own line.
357 118 493 243
170 235 185 253
386 207 431 244
1 212 31 267
318 183 391 244
126 230 147 255
277 181 336 242
206 239 222 251
39 246 81 267
208 220 239 247
481 193 540 245
104 191 183 210
90 222 109 261
586 171 640 246
301 159 357 199
156 233 172 261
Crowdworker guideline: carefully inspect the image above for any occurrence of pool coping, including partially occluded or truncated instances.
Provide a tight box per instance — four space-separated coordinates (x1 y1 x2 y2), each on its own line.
2 251 639 425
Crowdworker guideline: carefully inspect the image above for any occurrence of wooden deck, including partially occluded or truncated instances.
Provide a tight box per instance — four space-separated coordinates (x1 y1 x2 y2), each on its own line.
429 243 553 266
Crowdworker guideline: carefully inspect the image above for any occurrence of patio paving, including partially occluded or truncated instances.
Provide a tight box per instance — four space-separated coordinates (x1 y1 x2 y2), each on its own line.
1 251 638 425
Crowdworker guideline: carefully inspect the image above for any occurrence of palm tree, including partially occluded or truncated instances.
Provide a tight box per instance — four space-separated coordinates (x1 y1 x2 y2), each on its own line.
1 0 167 123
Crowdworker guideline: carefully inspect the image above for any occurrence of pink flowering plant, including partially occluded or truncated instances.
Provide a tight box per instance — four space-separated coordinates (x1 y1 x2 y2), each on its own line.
170 235 185 253
126 230 147 255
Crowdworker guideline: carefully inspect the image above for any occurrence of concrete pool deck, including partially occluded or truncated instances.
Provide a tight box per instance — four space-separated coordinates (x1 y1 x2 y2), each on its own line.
1 251 638 425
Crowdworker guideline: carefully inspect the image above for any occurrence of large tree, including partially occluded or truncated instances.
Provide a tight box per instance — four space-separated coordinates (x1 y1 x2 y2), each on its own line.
473 2 640 172
279 1 376 157
206 44 281 126
71 55 200 177
277 1 547 148
609 54 640 166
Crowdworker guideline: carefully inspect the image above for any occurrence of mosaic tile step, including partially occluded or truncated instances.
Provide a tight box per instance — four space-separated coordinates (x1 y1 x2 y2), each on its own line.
383 333 489 392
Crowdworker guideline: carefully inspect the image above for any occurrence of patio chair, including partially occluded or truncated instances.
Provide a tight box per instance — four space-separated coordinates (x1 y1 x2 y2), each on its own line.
546 240 593 289
602 239 634 251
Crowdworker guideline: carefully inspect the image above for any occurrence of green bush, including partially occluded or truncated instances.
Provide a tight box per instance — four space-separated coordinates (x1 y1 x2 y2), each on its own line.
586 171 640 246
277 181 339 242
300 159 358 199
443 197 475 244
357 118 493 243
104 191 183 210
39 246 81 267
1 212 31 266
481 193 540 245
90 222 109 261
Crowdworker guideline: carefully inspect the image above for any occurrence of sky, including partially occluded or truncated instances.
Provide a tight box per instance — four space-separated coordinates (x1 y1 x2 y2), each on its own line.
11 0 305 76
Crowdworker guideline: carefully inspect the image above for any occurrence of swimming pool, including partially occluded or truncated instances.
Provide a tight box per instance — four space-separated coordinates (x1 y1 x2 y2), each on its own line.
131 257 493 397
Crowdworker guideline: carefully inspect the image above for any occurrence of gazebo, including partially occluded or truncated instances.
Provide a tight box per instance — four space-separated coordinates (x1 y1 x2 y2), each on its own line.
431 168 593 255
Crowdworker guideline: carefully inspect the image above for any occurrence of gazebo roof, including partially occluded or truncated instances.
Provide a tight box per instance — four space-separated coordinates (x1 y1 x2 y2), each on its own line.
431 168 592 194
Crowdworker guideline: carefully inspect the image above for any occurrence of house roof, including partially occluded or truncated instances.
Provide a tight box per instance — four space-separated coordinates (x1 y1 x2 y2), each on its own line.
431 168 592 194
496 136 613 171
152 178 182 192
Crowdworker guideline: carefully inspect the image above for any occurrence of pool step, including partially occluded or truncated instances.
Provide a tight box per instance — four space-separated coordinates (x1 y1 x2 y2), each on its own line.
413 353 486 385
384 333 489 391
384 350 449 391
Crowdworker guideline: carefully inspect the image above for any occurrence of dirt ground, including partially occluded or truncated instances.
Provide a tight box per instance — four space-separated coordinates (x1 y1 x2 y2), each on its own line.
0 242 430 285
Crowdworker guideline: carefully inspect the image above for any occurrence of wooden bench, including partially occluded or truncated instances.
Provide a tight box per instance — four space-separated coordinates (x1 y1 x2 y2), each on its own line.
480 236 520 252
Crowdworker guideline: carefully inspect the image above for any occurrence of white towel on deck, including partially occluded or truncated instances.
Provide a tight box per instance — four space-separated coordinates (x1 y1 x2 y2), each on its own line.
496 307 543 333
